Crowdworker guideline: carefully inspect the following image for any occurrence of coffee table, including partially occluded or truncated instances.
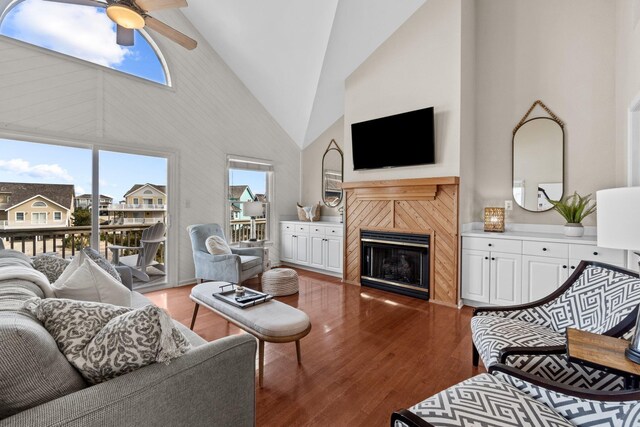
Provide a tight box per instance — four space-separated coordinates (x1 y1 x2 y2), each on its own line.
189 281 311 387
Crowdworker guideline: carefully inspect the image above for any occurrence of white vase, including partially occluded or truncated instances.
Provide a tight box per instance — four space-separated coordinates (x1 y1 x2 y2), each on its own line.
564 223 584 237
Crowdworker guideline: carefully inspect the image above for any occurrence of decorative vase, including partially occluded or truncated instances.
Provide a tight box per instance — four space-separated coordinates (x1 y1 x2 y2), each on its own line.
564 223 584 237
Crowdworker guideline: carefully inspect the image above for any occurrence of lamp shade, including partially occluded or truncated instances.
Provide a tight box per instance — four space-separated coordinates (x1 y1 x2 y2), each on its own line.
596 187 640 251
243 201 264 217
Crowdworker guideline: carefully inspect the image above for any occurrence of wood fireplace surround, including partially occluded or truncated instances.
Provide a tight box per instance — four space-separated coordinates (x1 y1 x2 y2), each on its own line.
342 177 459 307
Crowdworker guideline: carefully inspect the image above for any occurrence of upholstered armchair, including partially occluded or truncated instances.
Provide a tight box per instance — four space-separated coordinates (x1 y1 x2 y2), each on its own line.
391 364 640 427
471 261 640 391
187 223 264 285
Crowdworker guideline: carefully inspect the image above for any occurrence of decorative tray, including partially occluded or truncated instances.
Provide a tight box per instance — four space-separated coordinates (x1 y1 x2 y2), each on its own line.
213 283 273 308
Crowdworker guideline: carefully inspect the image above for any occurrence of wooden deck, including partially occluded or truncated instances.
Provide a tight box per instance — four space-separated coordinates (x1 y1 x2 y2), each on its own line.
145 268 480 427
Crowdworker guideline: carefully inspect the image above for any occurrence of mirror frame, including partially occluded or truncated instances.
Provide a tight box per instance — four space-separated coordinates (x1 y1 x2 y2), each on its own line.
322 139 344 208
511 116 565 213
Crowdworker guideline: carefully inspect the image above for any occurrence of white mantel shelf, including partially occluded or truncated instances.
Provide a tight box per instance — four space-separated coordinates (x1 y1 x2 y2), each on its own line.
461 229 598 246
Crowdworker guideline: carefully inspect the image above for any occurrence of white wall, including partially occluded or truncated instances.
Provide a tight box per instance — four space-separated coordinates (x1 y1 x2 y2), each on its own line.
0 9 301 284
301 116 344 218
473 0 616 226
343 0 462 183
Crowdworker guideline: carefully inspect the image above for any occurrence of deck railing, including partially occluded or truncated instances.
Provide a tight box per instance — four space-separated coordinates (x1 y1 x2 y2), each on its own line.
229 219 267 243
107 203 166 211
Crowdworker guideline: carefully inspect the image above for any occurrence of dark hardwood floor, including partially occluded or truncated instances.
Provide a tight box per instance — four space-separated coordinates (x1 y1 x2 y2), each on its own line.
145 269 482 426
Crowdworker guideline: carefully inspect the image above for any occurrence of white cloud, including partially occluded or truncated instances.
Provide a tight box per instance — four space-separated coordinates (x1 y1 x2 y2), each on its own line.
75 185 86 195
0 158 74 182
10 0 129 67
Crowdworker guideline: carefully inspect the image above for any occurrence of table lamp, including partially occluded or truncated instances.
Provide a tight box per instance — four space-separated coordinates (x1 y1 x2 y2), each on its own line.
596 187 640 363
243 201 264 242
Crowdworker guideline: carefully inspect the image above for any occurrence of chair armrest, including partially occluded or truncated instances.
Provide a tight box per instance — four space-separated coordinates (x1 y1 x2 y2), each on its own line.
231 247 263 258
114 266 133 290
108 245 143 252
498 345 566 364
140 238 166 244
489 363 640 401
193 251 241 284
0 335 257 427
390 409 435 427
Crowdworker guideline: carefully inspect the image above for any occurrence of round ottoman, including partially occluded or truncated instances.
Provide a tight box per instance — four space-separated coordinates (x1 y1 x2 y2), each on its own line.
262 268 299 296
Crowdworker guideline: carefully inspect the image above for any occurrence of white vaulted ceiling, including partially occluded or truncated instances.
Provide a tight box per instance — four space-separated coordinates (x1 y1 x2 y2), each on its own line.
183 0 426 148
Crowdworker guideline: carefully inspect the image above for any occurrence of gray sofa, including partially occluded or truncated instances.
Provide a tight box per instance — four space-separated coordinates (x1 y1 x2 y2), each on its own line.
0 250 257 427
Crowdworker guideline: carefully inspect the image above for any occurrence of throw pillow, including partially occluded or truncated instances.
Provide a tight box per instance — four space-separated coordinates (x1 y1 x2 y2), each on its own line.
52 256 131 307
205 235 232 255
53 250 85 287
32 255 71 283
23 298 192 385
82 247 121 282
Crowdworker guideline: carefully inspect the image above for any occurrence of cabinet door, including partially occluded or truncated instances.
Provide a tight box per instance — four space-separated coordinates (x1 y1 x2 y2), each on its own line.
490 252 522 306
325 236 343 273
461 249 490 303
294 234 309 265
309 236 325 269
522 255 569 303
280 232 295 262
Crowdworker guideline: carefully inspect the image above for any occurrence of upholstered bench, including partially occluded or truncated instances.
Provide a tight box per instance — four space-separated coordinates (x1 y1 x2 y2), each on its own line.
189 281 311 386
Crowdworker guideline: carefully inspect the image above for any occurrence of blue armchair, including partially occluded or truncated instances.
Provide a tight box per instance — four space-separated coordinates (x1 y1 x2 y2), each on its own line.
187 223 264 285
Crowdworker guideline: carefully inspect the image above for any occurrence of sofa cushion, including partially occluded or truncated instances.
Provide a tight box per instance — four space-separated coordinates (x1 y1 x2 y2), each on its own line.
82 247 122 282
0 313 86 419
205 235 232 255
240 255 261 271
52 256 131 307
24 298 192 385
32 255 70 283
0 249 33 265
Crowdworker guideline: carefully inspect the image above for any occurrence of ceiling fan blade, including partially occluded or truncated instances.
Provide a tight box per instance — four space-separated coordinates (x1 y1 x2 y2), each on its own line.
144 16 197 50
41 0 105 6
135 0 187 12
116 25 134 46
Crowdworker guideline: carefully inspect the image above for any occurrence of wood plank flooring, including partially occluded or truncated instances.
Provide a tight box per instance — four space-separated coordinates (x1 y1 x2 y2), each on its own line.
145 269 482 427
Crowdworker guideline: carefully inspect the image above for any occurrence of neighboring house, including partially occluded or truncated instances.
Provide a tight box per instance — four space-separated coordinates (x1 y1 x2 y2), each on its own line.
74 194 113 216
107 184 166 225
228 185 255 220
0 182 75 229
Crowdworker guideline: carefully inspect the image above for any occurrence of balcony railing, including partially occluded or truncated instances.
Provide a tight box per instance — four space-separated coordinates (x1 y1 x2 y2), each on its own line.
107 203 166 211
229 219 267 243
108 218 164 225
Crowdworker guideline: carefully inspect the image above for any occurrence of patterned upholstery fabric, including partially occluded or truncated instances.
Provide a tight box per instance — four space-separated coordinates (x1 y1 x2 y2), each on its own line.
472 265 640 390
31 255 70 283
82 247 121 283
405 373 574 427
494 372 640 427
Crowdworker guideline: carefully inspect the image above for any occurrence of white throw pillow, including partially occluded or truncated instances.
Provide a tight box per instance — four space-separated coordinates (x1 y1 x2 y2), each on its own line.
205 235 232 255
53 250 85 287
52 256 131 307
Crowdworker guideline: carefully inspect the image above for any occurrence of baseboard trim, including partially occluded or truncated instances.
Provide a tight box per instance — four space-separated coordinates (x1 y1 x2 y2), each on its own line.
278 262 342 278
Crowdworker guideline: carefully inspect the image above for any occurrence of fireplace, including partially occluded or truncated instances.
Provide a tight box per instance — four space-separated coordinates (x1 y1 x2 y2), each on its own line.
360 230 430 300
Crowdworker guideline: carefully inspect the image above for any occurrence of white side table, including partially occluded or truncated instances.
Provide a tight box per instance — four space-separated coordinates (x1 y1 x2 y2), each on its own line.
239 240 271 271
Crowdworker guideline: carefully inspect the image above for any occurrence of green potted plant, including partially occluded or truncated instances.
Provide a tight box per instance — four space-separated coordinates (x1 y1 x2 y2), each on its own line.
548 192 596 237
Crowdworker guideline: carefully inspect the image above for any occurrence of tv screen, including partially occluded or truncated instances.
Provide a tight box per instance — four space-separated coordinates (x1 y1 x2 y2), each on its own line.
351 107 435 170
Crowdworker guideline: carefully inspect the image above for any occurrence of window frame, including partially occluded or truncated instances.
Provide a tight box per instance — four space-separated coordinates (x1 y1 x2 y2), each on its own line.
53 211 62 221
31 201 47 208
31 212 46 224
15 211 25 222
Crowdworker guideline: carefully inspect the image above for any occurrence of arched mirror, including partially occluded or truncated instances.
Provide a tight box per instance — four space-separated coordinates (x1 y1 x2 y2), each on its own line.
322 139 344 207
513 114 564 212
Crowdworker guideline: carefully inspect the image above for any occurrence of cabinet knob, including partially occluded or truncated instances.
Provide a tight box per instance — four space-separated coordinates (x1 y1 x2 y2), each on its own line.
488 243 492 247
484 256 489 260
563 265 567 269
571 266 576 269
593 251 598 256
491 257 495 261
542 248 547 251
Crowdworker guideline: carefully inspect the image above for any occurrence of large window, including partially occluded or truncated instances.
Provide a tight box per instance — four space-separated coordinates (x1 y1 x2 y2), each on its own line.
227 157 273 244
0 0 169 85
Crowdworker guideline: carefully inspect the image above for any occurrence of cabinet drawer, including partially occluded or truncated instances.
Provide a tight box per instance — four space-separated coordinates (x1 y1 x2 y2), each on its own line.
569 244 625 265
310 225 325 236
280 223 295 233
463 237 521 254
325 226 343 237
522 241 568 258
295 224 310 233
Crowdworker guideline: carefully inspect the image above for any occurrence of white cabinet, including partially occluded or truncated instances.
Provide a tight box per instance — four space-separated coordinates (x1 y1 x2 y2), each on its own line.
279 221 343 276
461 231 626 306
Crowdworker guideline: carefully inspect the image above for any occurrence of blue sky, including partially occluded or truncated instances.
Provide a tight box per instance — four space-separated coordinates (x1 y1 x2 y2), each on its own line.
229 170 267 196
0 0 166 84
0 139 167 201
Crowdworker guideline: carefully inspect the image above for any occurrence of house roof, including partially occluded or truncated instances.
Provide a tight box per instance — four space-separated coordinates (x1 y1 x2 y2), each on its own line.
254 194 267 202
123 184 167 198
0 182 74 211
229 185 255 201
76 194 113 200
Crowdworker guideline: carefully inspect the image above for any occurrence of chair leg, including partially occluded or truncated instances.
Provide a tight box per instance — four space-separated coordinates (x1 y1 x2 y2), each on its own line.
472 343 480 367
190 303 200 330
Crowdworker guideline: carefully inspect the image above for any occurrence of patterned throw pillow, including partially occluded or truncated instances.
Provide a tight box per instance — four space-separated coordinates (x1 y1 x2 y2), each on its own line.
24 298 192 385
82 247 121 282
205 235 232 255
32 255 71 283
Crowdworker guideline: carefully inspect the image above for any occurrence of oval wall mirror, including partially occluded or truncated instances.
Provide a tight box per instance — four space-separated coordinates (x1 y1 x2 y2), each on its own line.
512 117 564 212
322 139 344 208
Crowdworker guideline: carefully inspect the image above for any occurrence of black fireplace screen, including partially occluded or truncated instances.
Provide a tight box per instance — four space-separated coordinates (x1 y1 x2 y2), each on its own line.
360 230 429 300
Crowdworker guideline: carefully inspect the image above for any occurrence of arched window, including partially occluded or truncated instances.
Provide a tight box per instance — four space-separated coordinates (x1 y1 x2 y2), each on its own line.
0 0 170 85
143 190 153 194
32 201 47 207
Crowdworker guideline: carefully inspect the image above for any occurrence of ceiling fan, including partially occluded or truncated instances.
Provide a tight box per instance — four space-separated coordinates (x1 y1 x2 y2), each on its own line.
43 0 197 50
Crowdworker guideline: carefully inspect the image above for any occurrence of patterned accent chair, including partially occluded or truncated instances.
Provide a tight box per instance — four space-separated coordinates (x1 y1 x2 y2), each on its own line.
472 261 640 391
391 364 640 427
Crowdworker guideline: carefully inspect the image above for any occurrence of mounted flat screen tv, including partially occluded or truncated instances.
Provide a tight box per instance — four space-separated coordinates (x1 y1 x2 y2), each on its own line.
351 107 435 170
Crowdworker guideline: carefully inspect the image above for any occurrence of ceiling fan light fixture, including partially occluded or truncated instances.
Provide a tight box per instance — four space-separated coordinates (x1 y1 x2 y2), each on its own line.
106 4 145 29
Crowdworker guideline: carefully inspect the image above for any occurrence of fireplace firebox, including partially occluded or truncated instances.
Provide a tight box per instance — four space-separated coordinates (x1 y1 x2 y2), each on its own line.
360 230 429 300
